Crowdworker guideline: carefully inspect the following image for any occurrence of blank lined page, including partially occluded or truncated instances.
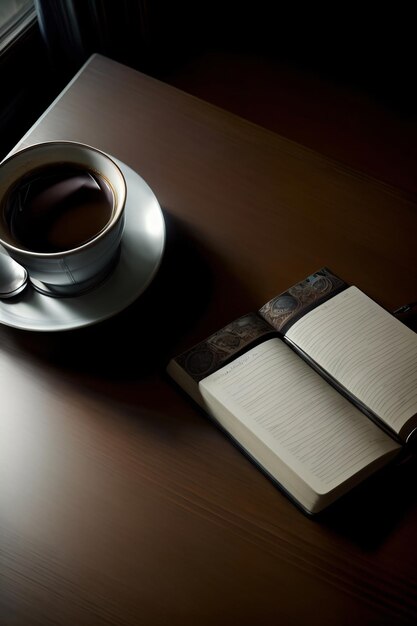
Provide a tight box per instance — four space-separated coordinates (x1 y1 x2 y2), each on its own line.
199 339 398 494
286 287 417 434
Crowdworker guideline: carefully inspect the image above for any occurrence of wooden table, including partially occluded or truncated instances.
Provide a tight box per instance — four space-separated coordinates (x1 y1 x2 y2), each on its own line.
1 54 416 626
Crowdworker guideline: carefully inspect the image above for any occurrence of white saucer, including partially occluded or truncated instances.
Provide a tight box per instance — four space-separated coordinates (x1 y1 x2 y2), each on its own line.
0 159 165 332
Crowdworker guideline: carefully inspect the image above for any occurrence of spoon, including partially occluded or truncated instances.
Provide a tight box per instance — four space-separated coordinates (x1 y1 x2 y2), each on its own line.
0 250 28 299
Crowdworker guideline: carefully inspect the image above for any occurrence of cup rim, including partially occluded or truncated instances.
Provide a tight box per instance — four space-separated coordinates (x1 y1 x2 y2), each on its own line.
0 140 127 258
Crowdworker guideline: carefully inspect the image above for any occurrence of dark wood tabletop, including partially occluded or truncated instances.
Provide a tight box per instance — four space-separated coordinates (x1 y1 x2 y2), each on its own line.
1 53 416 626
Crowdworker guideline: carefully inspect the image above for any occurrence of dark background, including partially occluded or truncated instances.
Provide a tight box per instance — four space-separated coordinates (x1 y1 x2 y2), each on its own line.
1 2 416 188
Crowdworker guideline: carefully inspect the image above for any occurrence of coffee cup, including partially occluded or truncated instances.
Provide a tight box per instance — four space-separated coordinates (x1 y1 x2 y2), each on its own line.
0 141 126 296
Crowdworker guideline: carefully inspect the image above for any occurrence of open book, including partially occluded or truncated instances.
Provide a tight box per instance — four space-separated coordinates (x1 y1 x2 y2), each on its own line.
167 268 417 515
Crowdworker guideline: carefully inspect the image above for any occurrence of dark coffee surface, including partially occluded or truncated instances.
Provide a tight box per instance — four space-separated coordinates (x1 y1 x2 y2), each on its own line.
3 163 114 252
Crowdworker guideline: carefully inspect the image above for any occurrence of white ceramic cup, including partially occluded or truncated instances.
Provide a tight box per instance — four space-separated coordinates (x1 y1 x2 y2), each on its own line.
0 141 126 297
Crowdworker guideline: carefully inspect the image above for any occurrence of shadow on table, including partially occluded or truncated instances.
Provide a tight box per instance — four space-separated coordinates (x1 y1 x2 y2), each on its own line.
6 209 251 380
317 451 417 549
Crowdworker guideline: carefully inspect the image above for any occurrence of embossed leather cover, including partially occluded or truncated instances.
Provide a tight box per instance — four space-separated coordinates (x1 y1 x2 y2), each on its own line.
172 268 348 382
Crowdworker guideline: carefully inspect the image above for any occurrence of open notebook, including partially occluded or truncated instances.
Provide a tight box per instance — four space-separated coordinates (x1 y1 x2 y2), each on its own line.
167 268 417 514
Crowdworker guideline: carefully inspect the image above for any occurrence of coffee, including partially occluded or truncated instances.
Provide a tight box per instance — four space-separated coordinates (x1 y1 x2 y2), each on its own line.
2 163 114 253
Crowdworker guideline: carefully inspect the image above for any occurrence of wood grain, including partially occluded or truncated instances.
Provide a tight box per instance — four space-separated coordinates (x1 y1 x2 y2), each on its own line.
1 54 417 625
